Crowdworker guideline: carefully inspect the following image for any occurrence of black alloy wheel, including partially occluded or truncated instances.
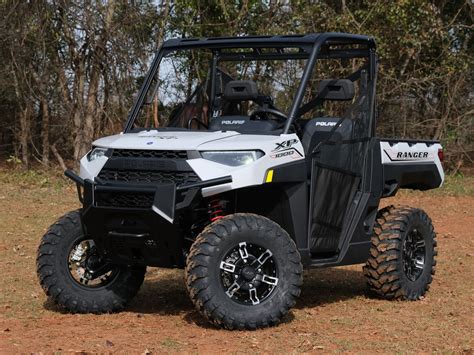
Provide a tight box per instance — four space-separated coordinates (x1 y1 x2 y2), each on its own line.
219 241 279 306
185 213 303 329
37 210 146 313
402 228 426 282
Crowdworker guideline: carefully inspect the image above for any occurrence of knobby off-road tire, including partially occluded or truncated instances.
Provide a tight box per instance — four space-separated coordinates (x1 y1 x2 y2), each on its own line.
363 206 437 300
37 210 146 313
185 213 303 330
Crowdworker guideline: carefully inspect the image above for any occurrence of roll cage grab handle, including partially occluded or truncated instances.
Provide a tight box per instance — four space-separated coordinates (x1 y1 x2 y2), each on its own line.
123 33 377 135
283 33 377 134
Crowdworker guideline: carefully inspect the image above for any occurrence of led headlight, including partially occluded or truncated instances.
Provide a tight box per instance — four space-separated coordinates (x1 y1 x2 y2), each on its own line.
87 147 108 162
200 150 264 166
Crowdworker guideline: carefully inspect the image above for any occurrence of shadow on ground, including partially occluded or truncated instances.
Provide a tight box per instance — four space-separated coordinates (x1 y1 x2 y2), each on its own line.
43 266 368 328
133 266 367 326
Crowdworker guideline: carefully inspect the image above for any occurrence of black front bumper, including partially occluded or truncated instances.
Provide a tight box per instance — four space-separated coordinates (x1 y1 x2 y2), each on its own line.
65 170 231 267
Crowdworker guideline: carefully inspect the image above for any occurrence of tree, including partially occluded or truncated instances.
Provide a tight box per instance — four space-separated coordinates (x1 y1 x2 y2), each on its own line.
0 0 471 170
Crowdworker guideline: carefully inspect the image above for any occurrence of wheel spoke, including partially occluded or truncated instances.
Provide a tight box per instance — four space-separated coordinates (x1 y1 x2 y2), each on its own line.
414 257 424 269
71 244 84 262
68 239 117 288
261 274 278 286
238 242 249 260
415 240 425 249
249 287 260 305
220 241 279 306
225 281 241 297
220 261 236 273
255 249 272 266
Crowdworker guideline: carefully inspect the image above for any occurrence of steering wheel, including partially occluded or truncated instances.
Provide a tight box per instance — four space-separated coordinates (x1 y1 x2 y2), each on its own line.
249 107 288 122
187 116 208 129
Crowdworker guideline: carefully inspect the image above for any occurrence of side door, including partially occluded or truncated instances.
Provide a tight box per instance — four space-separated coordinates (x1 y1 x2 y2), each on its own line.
307 70 375 257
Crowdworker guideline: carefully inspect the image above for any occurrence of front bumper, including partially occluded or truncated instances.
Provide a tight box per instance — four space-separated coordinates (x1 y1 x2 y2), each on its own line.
65 169 231 267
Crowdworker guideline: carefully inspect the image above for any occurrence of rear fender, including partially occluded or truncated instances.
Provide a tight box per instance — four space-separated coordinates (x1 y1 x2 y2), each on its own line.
380 140 444 196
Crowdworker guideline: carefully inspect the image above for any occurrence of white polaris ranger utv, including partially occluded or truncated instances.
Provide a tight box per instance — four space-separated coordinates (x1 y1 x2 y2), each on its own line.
37 33 444 329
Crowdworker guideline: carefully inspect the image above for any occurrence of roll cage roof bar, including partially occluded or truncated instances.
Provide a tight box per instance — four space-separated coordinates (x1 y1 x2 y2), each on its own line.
124 32 377 134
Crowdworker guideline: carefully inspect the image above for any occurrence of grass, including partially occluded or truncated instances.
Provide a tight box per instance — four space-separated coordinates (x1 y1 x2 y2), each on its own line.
160 337 182 350
0 167 67 190
437 173 474 196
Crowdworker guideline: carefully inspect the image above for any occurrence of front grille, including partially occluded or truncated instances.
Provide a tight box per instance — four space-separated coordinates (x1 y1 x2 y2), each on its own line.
96 191 154 209
97 169 200 185
111 149 188 160
96 149 199 209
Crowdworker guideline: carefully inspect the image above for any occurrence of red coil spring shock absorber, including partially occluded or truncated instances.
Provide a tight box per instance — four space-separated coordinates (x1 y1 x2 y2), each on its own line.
208 198 225 222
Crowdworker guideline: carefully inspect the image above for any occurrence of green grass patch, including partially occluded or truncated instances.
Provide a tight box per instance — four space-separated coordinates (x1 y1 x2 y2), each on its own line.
398 173 474 197
160 337 182 350
0 168 67 189
440 173 474 196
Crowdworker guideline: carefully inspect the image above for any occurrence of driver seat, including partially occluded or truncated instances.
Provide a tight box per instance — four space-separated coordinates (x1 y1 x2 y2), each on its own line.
209 81 280 132
222 80 259 102
208 116 279 132
219 80 258 116
221 80 273 113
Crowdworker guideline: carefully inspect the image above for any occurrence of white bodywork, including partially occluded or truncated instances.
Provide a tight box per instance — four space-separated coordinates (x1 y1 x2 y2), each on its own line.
380 140 444 184
79 130 445 202
79 130 305 197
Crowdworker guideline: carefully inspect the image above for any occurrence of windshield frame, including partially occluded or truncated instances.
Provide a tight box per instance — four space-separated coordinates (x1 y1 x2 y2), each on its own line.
123 33 376 135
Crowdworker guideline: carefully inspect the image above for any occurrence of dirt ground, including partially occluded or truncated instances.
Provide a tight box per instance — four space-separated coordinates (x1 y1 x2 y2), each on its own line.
0 172 473 353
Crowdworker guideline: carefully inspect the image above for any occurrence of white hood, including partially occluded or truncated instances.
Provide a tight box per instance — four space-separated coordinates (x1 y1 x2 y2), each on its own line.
92 130 241 151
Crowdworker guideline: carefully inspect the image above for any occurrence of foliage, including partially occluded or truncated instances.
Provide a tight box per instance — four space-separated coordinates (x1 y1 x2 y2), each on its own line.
0 0 472 170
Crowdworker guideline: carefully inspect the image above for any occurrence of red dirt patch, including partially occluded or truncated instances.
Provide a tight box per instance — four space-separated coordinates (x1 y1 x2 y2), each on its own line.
0 181 472 353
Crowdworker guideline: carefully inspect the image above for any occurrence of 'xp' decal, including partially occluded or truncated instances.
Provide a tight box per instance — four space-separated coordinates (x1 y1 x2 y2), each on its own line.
273 139 299 152
271 139 302 159
270 149 302 159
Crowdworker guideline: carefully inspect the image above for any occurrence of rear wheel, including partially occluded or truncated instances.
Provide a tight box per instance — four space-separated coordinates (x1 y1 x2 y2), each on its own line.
37 210 146 313
185 213 303 329
363 206 437 300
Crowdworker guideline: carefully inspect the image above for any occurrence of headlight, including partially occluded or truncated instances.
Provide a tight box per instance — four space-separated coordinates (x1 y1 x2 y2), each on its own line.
87 147 108 162
200 150 264 166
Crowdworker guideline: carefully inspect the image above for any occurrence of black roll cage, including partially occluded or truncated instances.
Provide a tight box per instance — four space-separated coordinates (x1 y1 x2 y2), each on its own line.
123 32 377 136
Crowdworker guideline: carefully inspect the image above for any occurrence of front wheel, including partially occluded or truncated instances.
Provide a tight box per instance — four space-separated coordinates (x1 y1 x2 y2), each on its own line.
37 210 146 313
185 213 303 330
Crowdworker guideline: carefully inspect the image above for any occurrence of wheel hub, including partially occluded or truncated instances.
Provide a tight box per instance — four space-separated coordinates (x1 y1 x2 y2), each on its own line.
241 265 257 281
402 228 426 282
85 254 102 270
219 242 278 306
68 239 117 288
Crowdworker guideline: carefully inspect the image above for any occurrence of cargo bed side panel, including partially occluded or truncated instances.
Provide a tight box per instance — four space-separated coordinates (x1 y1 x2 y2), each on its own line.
380 140 444 196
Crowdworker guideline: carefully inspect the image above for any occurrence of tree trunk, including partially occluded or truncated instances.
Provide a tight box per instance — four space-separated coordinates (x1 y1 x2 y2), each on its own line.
51 143 67 171
40 96 50 166
74 1 115 161
19 105 31 169
72 65 86 162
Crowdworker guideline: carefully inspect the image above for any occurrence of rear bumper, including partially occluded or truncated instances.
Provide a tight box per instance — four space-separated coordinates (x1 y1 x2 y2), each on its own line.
64 169 231 267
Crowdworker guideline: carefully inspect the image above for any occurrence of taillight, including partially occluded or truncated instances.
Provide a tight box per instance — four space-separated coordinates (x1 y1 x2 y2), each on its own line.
438 149 444 162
